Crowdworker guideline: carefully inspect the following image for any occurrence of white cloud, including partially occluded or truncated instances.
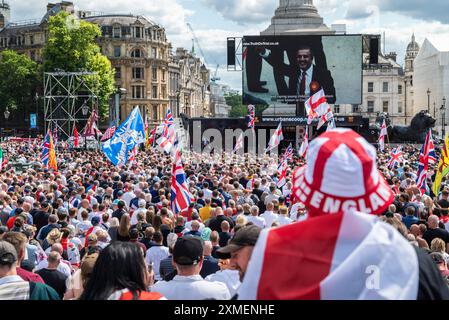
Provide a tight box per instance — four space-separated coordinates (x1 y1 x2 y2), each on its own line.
202 0 276 25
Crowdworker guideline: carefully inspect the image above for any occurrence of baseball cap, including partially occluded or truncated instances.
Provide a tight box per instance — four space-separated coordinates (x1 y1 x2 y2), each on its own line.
91 216 100 226
173 237 203 266
0 240 18 266
216 225 261 259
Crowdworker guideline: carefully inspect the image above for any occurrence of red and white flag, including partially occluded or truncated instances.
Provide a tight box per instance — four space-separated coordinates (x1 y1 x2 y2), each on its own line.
128 145 138 167
378 119 387 152
305 89 330 125
157 132 176 154
265 122 283 153
248 105 255 129
298 127 309 159
101 126 116 141
73 126 79 148
238 210 419 300
276 160 288 188
234 133 244 153
148 126 157 147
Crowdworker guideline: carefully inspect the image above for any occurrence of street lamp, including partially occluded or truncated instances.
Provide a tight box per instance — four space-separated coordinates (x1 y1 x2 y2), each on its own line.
443 97 447 138
427 88 431 113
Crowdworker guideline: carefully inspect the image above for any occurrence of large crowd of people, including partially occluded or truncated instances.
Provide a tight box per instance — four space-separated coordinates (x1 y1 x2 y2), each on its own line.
1 132 449 300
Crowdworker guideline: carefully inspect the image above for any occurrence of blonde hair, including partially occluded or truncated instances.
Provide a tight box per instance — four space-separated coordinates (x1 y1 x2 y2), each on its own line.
431 238 446 253
46 229 62 245
235 215 247 227
118 214 131 237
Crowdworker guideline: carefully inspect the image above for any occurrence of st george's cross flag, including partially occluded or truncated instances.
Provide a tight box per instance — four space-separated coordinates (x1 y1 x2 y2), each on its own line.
305 89 330 125
234 132 244 153
416 130 436 194
238 210 420 300
298 127 309 159
265 122 283 153
378 119 388 152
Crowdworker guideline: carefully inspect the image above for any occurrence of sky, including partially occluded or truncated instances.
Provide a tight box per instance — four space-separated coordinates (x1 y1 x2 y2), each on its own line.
8 0 449 91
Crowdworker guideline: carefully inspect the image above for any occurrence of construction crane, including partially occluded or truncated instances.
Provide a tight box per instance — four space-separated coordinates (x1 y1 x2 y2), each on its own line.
186 23 208 66
187 23 221 83
211 64 220 83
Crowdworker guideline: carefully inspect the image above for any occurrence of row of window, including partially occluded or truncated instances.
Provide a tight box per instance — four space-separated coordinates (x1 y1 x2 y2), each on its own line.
132 105 167 122
333 101 403 114
114 66 166 81
102 26 165 41
130 85 167 99
113 47 164 59
367 82 403 94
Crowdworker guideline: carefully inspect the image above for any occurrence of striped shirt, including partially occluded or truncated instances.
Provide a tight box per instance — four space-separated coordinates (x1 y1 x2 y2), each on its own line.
0 276 30 300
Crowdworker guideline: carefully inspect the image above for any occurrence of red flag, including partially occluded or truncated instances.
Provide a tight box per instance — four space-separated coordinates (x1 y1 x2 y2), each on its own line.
74 126 79 148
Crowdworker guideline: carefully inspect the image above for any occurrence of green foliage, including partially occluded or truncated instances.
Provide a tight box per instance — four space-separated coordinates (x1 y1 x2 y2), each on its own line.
43 12 115 119
225 93 268 118
0 50 39 114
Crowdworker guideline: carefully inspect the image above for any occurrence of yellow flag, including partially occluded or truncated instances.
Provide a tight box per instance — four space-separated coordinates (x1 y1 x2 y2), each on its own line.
433 135 449 195
48 134 58 172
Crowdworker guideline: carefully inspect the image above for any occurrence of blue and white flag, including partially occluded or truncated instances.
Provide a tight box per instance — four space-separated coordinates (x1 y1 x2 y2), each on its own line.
102 107 146 166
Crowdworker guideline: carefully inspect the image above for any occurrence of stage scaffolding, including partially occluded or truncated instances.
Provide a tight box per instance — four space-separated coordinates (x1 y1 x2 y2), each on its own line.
43 72 99 141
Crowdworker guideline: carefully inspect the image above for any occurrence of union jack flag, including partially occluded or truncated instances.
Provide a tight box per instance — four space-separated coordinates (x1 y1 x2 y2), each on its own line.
280 143 294 163
248 105 255 129
41 130 51 166
163 109 174 138
170 148 194 214
416 130 435 194
101 126 116 141
387 146 404 169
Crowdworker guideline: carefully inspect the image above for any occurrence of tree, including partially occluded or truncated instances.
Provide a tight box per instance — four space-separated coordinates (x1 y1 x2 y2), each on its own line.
43 12 115 119
225 93 268 118
0 50 39 116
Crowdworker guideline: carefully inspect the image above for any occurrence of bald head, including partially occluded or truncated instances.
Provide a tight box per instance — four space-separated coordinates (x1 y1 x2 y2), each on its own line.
221 220 230 232
191 220 200 231
203 240 212 256
51 243 64 255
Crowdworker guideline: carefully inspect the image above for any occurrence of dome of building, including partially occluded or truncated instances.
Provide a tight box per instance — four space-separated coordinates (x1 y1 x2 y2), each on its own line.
407 33 420 53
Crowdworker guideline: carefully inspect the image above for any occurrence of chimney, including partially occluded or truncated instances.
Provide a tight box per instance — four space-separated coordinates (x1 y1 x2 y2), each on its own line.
386 52 397 62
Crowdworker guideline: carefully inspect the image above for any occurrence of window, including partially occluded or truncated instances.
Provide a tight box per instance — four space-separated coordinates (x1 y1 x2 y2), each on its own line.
368 82 374 93
398 85 403 94
152 86 158 99
398 102 403 113
131 49 142 58
383 82 389 93
133 67 144 79
352 105 359 113
162 70 166 82
113 26 121 38
132 86 145 99
334 105 340 114
152 67 157 81
152 47 157 59
30 35 34 45
383 101 389 113
153 105 158 120
367 101 375 113
114 66 121 79
114 46 121 58
135 27 142 38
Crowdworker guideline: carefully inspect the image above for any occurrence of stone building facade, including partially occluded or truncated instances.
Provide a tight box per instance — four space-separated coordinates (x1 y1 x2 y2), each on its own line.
0 1 211 126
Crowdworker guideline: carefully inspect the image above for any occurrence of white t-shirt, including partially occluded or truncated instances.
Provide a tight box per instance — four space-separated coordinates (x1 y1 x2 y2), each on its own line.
246 215 266 229
146 245 169 281
203 189 213 200
205 270 241 297
122 192 136 208
152 275 231 300
277 215 293 226
260 211 279 228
